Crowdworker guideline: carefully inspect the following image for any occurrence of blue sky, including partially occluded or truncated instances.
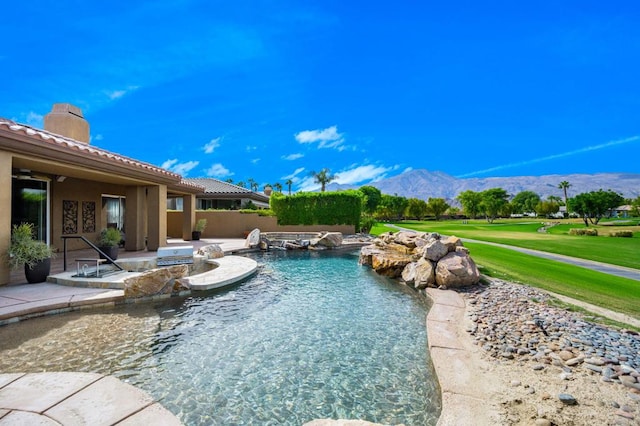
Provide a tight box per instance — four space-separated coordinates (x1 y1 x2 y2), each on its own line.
3 1 639 192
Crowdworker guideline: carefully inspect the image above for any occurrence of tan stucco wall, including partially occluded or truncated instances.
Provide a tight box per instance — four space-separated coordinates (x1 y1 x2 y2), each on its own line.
51 178 128 252
167 211 356 239
0 152 13 285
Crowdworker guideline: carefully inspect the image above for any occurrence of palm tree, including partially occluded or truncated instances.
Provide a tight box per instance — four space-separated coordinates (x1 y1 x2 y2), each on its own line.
558 181 571 215
225 178 234 184
273 182 283 193
558 181 571 205
285 179 293 195
310 168 337 192
247 178 258 192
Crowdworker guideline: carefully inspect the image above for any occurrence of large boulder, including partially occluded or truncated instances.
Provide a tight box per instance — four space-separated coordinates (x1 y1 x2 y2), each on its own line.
435 251 480 288
311 232 343 248
371 253 412 278
197 244 224 259
414 257 436 289
423 239 450 262
124 265 190 298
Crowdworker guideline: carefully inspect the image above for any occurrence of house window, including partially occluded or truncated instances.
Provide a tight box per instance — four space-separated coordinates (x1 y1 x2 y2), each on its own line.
102 195 125 230
12 176 50 243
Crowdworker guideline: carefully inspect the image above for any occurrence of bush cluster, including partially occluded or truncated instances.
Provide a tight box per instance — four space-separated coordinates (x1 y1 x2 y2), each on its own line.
270 191 362 226
609 230 633 238
569 228 598 236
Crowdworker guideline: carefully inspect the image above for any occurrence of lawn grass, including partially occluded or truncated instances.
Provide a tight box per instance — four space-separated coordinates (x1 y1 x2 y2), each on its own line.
385 219 640 269
369 220 640 322
464 242 640 318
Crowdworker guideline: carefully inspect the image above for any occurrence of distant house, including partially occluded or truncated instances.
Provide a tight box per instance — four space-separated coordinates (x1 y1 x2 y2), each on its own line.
611 205 633 218
170 178 271 210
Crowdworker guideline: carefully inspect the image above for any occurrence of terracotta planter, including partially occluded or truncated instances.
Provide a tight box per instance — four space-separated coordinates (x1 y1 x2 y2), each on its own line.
24 258 51 284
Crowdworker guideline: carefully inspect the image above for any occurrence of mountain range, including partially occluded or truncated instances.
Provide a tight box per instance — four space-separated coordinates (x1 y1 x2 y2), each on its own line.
327 170 640 202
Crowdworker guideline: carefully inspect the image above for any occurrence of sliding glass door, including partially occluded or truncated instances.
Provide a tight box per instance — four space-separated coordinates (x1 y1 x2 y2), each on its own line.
12 177 50 243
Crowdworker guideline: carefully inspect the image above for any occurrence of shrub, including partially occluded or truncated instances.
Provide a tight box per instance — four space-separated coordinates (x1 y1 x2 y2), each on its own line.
610 230 633 238
97 227 122 247
568 228 598 236
270 191 362 226
8 223 56 269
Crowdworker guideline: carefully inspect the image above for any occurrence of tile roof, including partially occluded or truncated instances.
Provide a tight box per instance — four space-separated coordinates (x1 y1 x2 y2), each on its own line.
186 178 270 201
0 118 181 181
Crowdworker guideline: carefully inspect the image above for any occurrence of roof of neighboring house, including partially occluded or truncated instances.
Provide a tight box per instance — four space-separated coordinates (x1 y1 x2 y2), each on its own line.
0 118 203 194
615 205 632 211
185 178 270 202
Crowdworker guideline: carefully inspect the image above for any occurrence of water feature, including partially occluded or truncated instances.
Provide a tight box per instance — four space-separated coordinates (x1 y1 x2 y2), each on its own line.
0 250 440 425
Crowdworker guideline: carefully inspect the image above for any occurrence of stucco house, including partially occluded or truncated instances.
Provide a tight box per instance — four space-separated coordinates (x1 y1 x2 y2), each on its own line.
0 103 204 286
175 178 271 210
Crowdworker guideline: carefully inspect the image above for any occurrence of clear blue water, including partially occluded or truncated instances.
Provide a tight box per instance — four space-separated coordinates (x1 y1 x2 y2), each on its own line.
0 250 440 425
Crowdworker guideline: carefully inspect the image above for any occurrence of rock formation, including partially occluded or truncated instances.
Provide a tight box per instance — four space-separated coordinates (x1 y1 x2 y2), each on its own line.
359 231 479 289
123 264 190 298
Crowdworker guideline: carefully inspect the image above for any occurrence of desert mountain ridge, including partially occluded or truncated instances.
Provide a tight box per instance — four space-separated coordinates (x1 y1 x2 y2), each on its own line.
326 170 640 201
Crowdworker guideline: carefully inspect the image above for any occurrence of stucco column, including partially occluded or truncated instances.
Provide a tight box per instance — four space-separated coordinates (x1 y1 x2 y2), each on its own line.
146 184 167 251
125 186 146 251
182 194 196 240
0 152 12 285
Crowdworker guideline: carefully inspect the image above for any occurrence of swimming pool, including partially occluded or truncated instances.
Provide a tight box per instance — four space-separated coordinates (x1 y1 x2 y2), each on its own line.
0 250 440 425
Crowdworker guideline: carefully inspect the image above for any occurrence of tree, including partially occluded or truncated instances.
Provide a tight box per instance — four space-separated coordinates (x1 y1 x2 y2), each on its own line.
456 190 483 219
632 196 640 217
310 168 337 192
358 185 382 215
285 179 293 195
558 181 572 210
511 191 541 214
426 197 450 220
376 194 408 221
236 181 246 188
480 188 509 223
247 178 258 192
536 200 560 217
405 198 428 220
225 178 234 184
569 189 624 226
273 182 283 193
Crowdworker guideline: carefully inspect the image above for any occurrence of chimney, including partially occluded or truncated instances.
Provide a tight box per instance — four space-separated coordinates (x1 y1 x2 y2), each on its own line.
43 103 90 144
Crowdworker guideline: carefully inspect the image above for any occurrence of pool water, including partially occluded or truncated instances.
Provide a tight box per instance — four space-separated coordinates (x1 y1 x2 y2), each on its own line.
0 250 441 425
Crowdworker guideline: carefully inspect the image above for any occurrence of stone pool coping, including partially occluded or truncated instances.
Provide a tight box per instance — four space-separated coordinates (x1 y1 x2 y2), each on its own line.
0 372 181 424
0 255 259 325
426 287 500 425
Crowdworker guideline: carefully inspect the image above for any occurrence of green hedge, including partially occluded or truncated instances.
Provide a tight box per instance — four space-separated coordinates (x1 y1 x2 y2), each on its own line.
569 228 598 236
610 230 633 238
270 191 362 226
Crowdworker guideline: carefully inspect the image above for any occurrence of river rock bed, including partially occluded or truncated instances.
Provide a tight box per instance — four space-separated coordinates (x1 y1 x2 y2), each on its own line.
459 279 640 425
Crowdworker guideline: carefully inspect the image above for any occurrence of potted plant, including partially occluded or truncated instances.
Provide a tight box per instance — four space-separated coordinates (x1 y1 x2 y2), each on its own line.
8 223 56 283
192 219 207 240
96 227 122 262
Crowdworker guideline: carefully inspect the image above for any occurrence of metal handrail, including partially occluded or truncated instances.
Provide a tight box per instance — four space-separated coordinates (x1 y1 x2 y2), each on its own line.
60 235 124 272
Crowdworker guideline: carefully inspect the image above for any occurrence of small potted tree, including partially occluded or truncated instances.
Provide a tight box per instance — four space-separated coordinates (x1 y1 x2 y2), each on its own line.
192 219 207 240
96 227 122 262
8 223 56 283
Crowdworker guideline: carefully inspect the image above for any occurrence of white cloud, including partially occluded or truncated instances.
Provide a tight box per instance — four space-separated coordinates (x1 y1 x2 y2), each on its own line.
251 158 260 164
281 167 305 181
282 153 304 160
205 163 233 178
161 159 199 176
402 167 413 174
203 137 221 154
294 125 345 150
457 135 640 178
161 159 178 169
334 164 391 185
90 134 104 143
106 86 139 100
25 111 43 127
